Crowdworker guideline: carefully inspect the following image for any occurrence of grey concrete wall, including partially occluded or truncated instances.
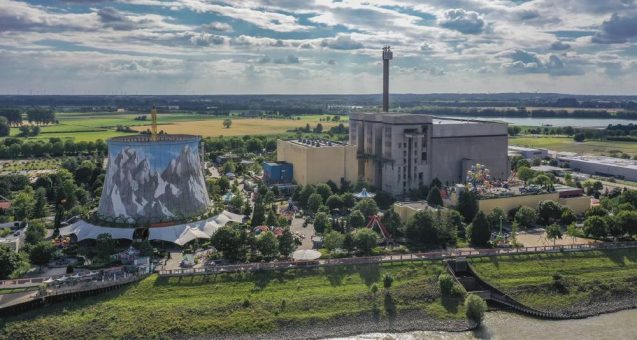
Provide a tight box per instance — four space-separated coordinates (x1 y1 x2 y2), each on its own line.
430 135 509 185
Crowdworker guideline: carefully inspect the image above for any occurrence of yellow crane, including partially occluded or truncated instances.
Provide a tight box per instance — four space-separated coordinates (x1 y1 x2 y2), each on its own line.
150 105 158 141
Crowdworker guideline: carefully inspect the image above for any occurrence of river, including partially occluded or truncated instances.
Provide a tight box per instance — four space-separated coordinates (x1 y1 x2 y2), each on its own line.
336 309 637 340
437 116 637 127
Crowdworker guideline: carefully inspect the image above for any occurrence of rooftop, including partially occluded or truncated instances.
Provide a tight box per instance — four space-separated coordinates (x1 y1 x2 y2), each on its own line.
285 138 348 148
558 154 637 170
509 145 547 152
530 165 570 172
432 118 479 125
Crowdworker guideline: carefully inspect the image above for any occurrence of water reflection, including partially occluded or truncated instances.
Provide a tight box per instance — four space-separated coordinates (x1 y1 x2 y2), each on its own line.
335 309 637 340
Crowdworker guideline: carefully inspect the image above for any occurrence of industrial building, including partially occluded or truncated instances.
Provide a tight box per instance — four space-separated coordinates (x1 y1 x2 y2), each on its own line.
276 138 357 186
263 162 293 185
474 185 590 216
508 146 549 159
349 113 509 196
556 154 637 181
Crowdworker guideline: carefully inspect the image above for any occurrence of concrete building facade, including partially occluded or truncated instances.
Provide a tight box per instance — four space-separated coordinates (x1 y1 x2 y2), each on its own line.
276 138 357 186
349 112 508 196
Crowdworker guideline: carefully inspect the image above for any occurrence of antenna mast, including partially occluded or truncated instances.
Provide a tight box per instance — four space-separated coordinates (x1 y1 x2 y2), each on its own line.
150 105 158 141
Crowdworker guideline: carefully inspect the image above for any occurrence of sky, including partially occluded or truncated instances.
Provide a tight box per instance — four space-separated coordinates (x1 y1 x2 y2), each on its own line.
1 0 637 95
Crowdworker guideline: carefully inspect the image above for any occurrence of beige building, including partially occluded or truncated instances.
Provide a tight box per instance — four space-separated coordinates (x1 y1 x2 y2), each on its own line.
276 138 357 186
476 185 591 216
393 201 442 223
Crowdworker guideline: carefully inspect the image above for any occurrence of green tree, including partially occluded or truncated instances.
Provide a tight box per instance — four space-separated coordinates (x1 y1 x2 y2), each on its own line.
517 166 535 184
251 200 266 226
12 188 35 221
438 273 454 296
560 208 577 225
353 198 378 218
348 210 366 229
315 183 333 202
313 212 331 234
307 193 324 214
457 191 478 223
298 185 315 209
383 273 394 289
583 216 608 239
211 225 246 262
325 194 344 211
353 228 377 255
585 205 608 218
573 133 585 142
426 186 443 207
33 187 48 219
0 245 20 279
223 118 232 128
465 294 487 326
343 233 355 252
341 192 356 209
516 159 531 170
566 223 579 244
29 241 54 271
405 210 438 245
323 230 345 251
532 174 553 190
0 117 10 137
256 231 279 260
537 201 562 225
135 240 154 257
25 221 46 245
546 224 563 245
381 209 403 237
96 233 117 261
468 211 491 247
617 210 637 237
278 228 297 257
514 206 537 228
487 207 506 230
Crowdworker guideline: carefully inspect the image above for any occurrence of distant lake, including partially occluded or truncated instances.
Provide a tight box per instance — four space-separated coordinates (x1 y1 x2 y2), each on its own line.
437 116 637 127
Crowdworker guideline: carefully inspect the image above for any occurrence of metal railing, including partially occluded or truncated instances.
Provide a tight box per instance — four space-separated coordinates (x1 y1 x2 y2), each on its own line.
158 240 637 277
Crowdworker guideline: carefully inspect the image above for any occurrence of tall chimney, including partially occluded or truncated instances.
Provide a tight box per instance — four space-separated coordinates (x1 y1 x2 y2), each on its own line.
382 46 393 112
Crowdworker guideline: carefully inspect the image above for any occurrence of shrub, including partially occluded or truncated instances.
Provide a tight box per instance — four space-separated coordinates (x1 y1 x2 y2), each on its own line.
370 283 379 295
438 273 454 296
383 273 394 289
465 294 487 326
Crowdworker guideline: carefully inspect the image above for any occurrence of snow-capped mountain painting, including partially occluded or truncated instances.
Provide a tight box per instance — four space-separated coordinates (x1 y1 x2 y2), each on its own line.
98 139 210 224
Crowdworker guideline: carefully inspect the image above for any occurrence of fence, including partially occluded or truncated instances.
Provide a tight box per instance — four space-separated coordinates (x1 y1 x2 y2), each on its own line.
158 240 637 277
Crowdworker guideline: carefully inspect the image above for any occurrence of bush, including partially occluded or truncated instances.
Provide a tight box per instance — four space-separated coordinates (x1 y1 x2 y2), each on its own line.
383 273 394 289
465 294 487 326
438 273 455 296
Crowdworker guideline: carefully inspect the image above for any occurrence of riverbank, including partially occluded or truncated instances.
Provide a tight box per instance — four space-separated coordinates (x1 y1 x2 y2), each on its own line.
470 249 637 318
0 262 471 339
209 310 472 340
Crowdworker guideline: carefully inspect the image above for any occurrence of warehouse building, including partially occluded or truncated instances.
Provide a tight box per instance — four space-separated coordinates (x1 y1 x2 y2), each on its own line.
349 112 509 197
508 146 549 159
556 154 637 181
276 138 358 186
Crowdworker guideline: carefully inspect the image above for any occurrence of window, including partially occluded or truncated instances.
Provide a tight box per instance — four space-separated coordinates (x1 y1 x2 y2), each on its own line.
421 152 427 161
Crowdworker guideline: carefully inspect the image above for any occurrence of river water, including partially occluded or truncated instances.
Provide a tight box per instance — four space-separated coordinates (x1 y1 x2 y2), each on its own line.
438 116 637 127
336 309 637 340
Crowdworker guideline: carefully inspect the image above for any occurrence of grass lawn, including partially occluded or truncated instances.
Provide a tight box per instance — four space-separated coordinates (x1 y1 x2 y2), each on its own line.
0 262 464 339
470 249 637 312
509 135 637 157
0 158 62 172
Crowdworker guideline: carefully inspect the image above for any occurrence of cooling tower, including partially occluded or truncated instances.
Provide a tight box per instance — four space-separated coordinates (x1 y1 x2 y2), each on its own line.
97 134 210 225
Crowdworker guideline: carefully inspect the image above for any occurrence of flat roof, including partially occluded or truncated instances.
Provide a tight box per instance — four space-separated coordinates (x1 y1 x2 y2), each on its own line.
284 138 348 148
558 155 637 170
530 165 569 172
509 145 547 152
432 118 479 125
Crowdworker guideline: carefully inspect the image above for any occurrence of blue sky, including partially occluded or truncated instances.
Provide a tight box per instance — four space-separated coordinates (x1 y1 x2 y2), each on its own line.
1 0 637 95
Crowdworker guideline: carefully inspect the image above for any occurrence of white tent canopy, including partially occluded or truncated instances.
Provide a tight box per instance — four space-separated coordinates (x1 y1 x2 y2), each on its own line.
59 220 135 241
292 249 322 261
60 211 245 245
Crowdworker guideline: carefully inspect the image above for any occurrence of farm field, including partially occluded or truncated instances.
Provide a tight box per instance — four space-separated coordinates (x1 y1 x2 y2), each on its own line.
10 113 343 142
133 116 342 137
470 249 637 313
0 262 465 339
509 136 637 158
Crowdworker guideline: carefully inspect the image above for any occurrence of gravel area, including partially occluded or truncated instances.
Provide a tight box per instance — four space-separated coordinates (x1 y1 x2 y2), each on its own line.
186 310 473 340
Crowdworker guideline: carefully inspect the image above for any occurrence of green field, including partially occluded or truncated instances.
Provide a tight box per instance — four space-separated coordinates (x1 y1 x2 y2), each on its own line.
0 262 464 339
510 136 637 158
10 113 344 142
470 249 637 312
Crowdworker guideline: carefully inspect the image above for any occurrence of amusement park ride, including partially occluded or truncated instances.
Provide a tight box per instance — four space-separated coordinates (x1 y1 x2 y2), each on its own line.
366 215 392 244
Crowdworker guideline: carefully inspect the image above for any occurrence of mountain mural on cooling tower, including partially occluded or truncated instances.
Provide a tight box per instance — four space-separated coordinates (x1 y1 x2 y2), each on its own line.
98 143 210 223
